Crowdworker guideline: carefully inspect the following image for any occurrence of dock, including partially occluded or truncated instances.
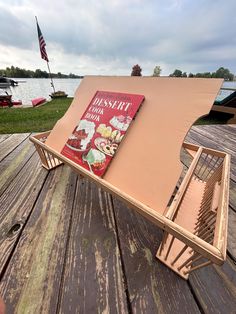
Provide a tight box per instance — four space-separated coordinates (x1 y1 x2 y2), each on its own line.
0 125 236 313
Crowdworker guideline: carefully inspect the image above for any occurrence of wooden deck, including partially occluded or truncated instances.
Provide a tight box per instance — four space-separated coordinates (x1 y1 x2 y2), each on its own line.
0 125 236 313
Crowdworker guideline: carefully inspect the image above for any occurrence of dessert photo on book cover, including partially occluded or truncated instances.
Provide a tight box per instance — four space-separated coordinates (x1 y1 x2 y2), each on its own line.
61 91 145 177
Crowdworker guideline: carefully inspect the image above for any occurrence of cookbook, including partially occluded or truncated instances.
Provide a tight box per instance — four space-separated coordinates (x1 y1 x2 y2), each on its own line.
61 90 145 177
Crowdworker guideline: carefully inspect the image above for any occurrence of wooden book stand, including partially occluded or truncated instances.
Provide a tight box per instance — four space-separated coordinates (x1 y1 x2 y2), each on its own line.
30 76 230 279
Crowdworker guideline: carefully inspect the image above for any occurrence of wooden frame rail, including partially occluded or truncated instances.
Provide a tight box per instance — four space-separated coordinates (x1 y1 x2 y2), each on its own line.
30 133 230 279
157 143 230 278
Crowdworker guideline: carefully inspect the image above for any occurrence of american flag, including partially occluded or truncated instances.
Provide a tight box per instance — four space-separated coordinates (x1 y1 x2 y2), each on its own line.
36 19 49 62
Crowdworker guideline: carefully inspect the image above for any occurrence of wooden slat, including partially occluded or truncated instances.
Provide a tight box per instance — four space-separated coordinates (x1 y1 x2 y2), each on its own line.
165 147 203 220
181 146 236 261
0 138 35 197
193 126 236 156
210 125 236 144
0 153 48 274
0 165 77 314
187 127 236 181
213 154 230 257
228 183 236 213
227 209 236 261
180 134 236 211
58 178 129 314
0 134 12 144
189 257 236 313
112 198 201 313
0 133 29 162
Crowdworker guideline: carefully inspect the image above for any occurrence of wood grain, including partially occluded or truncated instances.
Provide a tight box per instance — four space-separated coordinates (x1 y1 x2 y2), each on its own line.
0 134 12 144
0 165 77 314
0 125 235 313
112 198 201 314
184 129 236 212
58 177 129 314
189 257 236 313
0 133 29 163
180 146 236 261
0 137 35 197
187 127 236 180
0 153 48 274
227 209 236 261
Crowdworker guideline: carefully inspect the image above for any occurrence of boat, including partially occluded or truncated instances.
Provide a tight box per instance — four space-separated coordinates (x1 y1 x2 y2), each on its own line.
0 94 22 107
0 77 18 88
0 94 12 106
32 97 46 107
49 91 68 99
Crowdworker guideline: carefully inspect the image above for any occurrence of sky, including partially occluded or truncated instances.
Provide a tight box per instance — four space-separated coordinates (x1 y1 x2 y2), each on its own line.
0 0 236 76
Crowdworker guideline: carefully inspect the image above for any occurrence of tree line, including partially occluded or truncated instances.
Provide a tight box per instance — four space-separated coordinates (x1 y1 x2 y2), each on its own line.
1 64 234 81
131 65 235 81
0 66 83 79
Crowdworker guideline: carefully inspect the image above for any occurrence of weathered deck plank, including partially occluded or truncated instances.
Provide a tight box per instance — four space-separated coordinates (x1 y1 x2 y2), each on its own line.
186 126 236 213
0 134 12 144
0 138 35 197
189 257 236 313
58 178 129 314
0 124 235 313
0 133 29 163
112 198 201 314
0 165 77 314
189 128 236 174
184 125 236 312
0 152 48 274
227 209 236 261
187 126 236 181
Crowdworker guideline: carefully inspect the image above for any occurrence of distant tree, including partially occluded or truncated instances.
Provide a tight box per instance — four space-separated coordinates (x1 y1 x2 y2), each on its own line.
152 65 162 77
170 69 183 77
195 72 202 78
0 65 82 78
131 64 142 76
215 67 234 81
192 67 234 80
167 67 235 80
204 72 211 78
34 69 48 78
69 73 76 78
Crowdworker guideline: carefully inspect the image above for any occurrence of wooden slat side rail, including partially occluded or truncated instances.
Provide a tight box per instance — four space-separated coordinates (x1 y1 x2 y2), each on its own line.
213 154 231 258
157 144 230 279
31 135 63 170
183 142 227 158
33 130 51 141
165 146 203 220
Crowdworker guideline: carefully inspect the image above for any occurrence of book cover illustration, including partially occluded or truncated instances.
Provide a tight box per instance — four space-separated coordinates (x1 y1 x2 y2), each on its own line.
61 91 145 177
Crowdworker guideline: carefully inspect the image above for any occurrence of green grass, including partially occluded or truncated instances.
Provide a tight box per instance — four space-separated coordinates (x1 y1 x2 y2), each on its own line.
0 98 73 133
0 98 231 134
195 111 232 125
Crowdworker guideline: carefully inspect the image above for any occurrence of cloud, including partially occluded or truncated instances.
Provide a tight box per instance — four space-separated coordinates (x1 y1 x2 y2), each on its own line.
0 0 236 75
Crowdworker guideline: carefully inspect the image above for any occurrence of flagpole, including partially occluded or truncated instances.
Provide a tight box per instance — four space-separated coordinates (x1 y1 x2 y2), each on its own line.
35 16 56 94
46 61 56 93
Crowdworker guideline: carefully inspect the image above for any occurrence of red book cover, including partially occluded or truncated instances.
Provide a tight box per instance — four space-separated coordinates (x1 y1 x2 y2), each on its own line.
61 90 145 177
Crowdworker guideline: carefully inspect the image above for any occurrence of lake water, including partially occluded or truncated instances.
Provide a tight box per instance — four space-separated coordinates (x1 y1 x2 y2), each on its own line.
0 78 235 106
0 78 82 106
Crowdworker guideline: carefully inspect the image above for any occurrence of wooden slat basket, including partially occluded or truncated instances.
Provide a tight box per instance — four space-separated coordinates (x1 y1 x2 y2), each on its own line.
30 132 230 280
157 142 230 279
